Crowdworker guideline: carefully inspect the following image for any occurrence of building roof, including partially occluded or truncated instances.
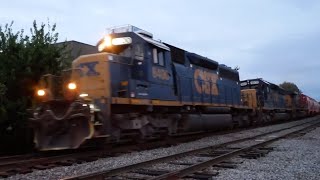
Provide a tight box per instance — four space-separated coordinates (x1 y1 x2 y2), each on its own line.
55 40 98 60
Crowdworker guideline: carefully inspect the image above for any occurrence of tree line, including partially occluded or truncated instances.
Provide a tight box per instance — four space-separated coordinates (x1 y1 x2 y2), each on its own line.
0 21 71 154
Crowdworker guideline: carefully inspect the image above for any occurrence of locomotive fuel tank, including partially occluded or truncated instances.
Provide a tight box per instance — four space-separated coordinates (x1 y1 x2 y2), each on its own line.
180 114 233 132
273 113 290 121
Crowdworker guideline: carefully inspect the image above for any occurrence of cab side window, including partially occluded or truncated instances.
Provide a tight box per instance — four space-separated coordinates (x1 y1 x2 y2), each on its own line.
152 48 165 66
153 48 158 64
134 43 144 60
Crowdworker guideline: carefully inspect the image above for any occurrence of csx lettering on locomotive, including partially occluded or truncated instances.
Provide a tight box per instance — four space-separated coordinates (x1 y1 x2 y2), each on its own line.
194 69 219 95
78 61 100 76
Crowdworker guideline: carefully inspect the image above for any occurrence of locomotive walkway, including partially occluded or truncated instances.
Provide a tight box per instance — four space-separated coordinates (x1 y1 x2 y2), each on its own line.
62 117 320 180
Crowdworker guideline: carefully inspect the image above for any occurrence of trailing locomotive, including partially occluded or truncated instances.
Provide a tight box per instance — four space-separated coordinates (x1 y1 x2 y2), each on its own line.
241 79 305 123
240 79 319 121
30 25 318 150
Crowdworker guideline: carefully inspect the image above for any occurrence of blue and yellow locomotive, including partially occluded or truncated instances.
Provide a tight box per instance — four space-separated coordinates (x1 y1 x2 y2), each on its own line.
30 26 263 150
240 78 316 122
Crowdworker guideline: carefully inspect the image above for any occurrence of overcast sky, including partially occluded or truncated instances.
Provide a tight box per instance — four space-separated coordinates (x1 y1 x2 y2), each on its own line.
1 0 320 100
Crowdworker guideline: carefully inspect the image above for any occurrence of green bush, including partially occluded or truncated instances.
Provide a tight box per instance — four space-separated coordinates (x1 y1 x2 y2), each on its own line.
0 21 71 154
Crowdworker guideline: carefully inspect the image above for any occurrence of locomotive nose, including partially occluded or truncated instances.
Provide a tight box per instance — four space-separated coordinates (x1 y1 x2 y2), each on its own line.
30 101 94 150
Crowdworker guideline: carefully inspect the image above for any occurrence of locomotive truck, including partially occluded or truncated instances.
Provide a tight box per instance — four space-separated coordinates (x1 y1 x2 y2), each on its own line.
30 25 318 150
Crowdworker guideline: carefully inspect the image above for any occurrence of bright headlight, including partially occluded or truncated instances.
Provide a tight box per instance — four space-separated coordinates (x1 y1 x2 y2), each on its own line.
67 82 77 90
112 37 132 45
97 36 132 52
98 36 112 52
37 89 46 96
79 93 88 97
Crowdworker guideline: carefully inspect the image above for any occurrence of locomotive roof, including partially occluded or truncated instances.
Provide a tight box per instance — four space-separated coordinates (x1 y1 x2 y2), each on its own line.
106 25 236 72
107 25 170 51
136 33 170 51
107 25 153 38
186 53 219 70
241 78 295 94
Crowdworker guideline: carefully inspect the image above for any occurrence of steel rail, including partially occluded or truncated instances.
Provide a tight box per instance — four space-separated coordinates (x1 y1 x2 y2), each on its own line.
150 120 320 179
62 117 320 180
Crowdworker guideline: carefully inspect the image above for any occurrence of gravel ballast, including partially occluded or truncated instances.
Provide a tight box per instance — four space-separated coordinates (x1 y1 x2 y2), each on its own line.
217 125 320 180
4 116 319 180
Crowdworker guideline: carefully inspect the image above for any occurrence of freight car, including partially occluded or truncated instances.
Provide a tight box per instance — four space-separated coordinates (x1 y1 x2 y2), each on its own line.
308 97 320 115
30 25 316 150
299 94 320 115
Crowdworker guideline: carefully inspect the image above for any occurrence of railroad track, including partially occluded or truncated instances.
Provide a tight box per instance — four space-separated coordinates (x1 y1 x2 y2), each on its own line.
0 127 232 178
0 149 109 177
0 154 35 163
0 117 317 178
62 117 320 180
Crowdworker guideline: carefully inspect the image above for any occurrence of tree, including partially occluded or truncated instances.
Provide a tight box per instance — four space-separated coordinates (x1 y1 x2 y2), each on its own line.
0 21 71 153
279 81 301 93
